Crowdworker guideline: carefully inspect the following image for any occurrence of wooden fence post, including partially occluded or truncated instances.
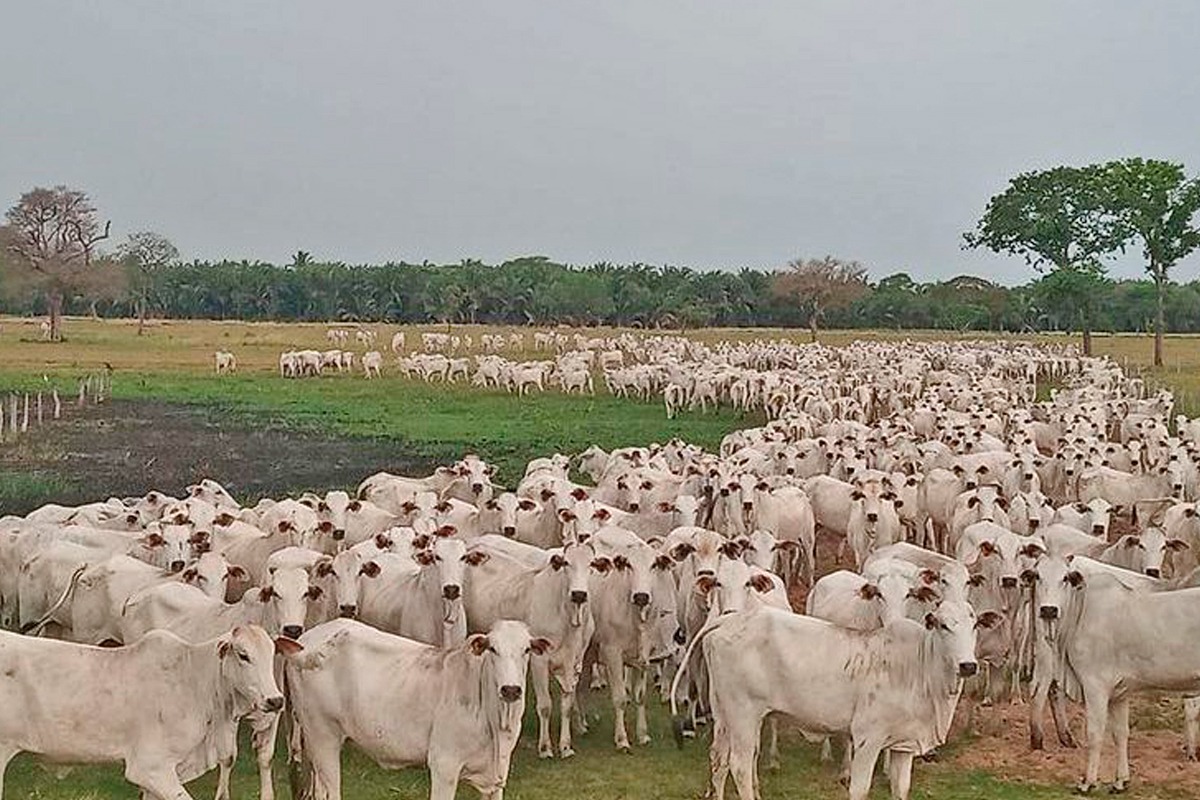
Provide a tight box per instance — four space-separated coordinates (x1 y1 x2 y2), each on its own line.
8 395 17 435
36 392 43 427
53 389 61 420
21 394 29 433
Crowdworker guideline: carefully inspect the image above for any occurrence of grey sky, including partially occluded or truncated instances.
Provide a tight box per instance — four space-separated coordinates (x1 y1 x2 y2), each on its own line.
3 2 1199 283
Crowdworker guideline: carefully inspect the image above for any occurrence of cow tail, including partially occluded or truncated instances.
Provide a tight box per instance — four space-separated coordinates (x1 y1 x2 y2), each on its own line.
668 615 728 748
22 565 85 635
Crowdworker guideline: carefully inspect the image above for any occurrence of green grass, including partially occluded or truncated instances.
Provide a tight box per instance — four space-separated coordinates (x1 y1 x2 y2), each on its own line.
103 371 750 488
0 470 74 517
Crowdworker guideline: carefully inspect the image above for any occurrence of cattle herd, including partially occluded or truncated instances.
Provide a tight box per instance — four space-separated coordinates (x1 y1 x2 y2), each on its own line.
10 336 1200 799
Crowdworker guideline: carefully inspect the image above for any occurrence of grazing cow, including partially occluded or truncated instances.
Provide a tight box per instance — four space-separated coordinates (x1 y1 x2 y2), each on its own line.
362 350 383 378
0 625 293 799
391 331 406 353
463 537 597 758
675 600 983 800
285 619 548 800
214 350 237 375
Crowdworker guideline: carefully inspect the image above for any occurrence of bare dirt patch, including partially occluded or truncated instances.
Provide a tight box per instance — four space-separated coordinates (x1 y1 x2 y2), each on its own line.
0 399 434 513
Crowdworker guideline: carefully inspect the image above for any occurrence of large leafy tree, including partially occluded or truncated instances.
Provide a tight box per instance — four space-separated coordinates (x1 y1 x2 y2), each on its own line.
1102 158 1200 366
964 165 1126 354
1 186 117 340
771 255 870 341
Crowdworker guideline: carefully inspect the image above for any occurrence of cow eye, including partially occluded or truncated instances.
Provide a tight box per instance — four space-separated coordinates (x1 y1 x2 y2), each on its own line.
237 652 251 663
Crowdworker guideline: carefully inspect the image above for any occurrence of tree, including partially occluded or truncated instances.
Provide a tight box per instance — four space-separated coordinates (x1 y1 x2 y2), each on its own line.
964 165 1126 355
0 186 114 341
771 256 869 341
1102 158 1200 366
118 231 179 334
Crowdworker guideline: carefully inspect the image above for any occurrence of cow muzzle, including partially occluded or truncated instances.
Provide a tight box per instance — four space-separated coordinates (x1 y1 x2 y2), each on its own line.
1145 568 1161 578
339 604 357 618
442 585 461 601
502 526 516 537
263 695 284 713
958 662 978 678
1092 524 1105 535
332 529 346 541
169 560 186 573
281 625 304 640
1001 576 1018 589
499 685 523 703
1039 606 1059 620
570 590 588 605
472 483 484 494
632 592 650 607
866 513 878 523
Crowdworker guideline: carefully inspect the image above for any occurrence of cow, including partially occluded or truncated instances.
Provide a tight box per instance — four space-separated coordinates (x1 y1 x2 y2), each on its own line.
285 619 548 800
1049 567 1200 792
214 350 237 375
362 350 383 378
846 479 903 570
0 625 293 800
673 599 984 800
1053 497 1119 538
463 537 597 758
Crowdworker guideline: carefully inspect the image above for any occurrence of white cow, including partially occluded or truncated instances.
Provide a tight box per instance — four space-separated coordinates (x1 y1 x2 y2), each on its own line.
285 619 547 800
0 625 292 799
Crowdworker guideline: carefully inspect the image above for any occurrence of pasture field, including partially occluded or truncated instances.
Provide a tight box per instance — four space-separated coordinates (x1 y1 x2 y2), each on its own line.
1 316 1200 799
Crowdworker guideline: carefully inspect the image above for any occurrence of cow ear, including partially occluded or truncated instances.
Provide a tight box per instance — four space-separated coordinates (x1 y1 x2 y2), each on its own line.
652 554 674 571
540 488 555 502
277 520 291 534
305 585 324 600
613 555 631 571
924 612 939 630
1019 568 1038 586
315 560 335 578
1168 539 1190 552
749 574 773 593
850 491 864 501
436 525 457 538
549 554 567 571
318 521 334 534
518 499 537 512
182 568 199 583
275 637 305 656
978 541 997 557
976 610 1002 629
558 509 577 523
360 561 382 578
892 498 904 509
994 497 1008 511
670 543 695 561
908 585 938 603
529 637 554 655
571 488 589 501
415 551 437 566
593 508 611 521
918 568 939 585
258 586 277 602
468 634 491 657
317 501 330 513
215 512 235 527
348 500 362 512
1019 543 1045 558
227 565 247 581
218 640 233 659
1123 536 1140 549
967 573 986 587
967 496 980 509
1065 570 1085 588
657 501 675 513
858 583 880 600
374 534 393 550
590 556 613 574
695 575 718 594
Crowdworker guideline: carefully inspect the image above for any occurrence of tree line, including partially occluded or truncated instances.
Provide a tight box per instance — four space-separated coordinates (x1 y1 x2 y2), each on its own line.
5 249 1200 335
2 157 1198 355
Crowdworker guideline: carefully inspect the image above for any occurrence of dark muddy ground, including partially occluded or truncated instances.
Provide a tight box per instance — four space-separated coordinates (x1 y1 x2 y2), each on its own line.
0 399 435 514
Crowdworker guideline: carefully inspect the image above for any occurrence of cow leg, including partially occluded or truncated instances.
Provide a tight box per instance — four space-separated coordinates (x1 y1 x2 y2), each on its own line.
1079 687 1110 793
556 670 579 758
1029 663 1050 750
1050 679 1077 748
761 715 780 772
0 747 16 800
633 665 651 746
603 649 632 752
1110 697 1131 792
819 736 832 762
531 656 555 758
213 756 234 800
125 761 193 800
887 750 915 800
725 715 763 800
428 762 462 800
1185 696 1200 761
846 739 883 800
252 712 280 800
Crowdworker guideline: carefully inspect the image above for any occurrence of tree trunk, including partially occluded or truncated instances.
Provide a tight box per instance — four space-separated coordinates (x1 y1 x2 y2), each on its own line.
809 304 820 344
48 290 64 342
1082 322 1092 357
1153 268 1165 367
138 296 147 336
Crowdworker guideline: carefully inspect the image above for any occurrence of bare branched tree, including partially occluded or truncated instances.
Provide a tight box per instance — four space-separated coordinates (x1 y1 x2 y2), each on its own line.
1 186 115 341
772 255 869 341
118 231 179 334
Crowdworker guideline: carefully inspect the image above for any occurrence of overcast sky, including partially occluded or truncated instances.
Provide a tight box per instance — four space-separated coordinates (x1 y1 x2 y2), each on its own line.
3 2 1199 283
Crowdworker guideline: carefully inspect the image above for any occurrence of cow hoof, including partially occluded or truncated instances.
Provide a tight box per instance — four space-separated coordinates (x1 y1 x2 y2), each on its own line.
1186 750 1197 763
1060 735 1079 749
560 747 575 759
1075 781 1095 794
638 735 652 746
682 728 696 739
1109 780 1128 794
1031 735 1044 751
618 744 632 755
921 749 940 763
980 697 994 708
538 748 554 760
766 760 781 773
